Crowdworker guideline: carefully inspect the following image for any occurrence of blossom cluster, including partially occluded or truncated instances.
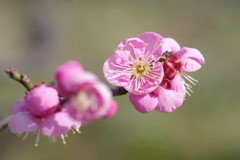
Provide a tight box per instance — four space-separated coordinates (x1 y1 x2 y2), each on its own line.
103 32 205 113
8 32 204 146
8 61 117 146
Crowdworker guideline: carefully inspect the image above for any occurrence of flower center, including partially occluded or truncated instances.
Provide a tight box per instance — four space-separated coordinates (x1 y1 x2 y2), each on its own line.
132 60 150 79
70 89 97 112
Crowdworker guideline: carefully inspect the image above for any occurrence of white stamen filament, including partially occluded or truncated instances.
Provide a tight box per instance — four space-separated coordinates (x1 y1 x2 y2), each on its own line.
180 72 198 97
61 134 66 145
181 72 198 85
22 132 29 140
35 130 41 147
48 136 53 143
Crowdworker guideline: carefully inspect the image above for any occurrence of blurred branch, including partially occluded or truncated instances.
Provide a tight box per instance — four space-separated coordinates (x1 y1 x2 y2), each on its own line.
0 113 12 132
111 87 128 96
5 67 33 91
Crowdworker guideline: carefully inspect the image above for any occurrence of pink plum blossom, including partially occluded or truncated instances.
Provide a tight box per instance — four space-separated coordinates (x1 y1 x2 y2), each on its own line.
55 61 114 124
130 37 205 113
8 84 81 146
103 32 165 95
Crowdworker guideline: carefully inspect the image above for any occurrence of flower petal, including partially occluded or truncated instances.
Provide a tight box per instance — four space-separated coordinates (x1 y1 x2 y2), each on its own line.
177 47 205 72
40 111 81 137
138 32 164 57
115 38 146 62
25 84 59 117
170 75 185 93
129 93 157 113
11 99 27 114
155 88 185 113
70 71 99 92
55 61 84 97
102 100 118 118
162 37 181 53
103 54 130 87
80 82 112 122
8 112 39 134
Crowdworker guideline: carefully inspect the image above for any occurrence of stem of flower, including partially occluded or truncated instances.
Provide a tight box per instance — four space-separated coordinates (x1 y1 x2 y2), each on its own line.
5 67 34 91
111 87 128 96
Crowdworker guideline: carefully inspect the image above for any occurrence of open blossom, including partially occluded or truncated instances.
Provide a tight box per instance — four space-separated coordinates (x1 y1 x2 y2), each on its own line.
55 61 113 123
103 32 165 95
8 84 81 146
130 37 205 113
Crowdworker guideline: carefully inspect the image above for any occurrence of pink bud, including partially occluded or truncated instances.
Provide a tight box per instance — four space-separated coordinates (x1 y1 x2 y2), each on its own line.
55 61 83 97
25 84 59 117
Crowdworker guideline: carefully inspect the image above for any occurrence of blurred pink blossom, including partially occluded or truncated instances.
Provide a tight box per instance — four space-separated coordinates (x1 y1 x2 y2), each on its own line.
8 84 81 146
55 61 114 123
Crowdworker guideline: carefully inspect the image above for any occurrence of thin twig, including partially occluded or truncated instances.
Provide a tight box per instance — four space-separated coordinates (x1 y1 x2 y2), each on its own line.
111 87 128 96
5 67 33 91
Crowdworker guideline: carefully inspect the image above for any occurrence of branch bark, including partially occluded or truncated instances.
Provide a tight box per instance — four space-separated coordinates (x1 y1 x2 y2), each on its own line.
111 87 128 96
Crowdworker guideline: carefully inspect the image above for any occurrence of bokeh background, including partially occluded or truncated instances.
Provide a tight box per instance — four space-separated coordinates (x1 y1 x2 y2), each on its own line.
0 0 239 160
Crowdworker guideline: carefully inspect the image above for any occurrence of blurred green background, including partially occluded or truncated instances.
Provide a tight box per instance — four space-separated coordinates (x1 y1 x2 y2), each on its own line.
0 0 240 160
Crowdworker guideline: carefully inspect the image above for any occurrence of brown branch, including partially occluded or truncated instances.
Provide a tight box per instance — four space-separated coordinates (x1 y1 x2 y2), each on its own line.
111 87 128 96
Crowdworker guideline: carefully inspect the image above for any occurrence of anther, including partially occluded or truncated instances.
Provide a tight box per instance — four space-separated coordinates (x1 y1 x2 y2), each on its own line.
22 133 28 140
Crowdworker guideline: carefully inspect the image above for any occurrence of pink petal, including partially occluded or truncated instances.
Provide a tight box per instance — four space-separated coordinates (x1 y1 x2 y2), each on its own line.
55 61 84 97
81 82 112 122
92 82 112 110
11 99 27 114
129 93 158 113
138 32 164 57
102 100 118 118
40 111 81 137
8 112 39 134
103 54 130 87
170 75 185 93
115 38 146 61
69 71 99 93
25 84 59 117
155 88 185 113
177 47 205 72
162 37 181 53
